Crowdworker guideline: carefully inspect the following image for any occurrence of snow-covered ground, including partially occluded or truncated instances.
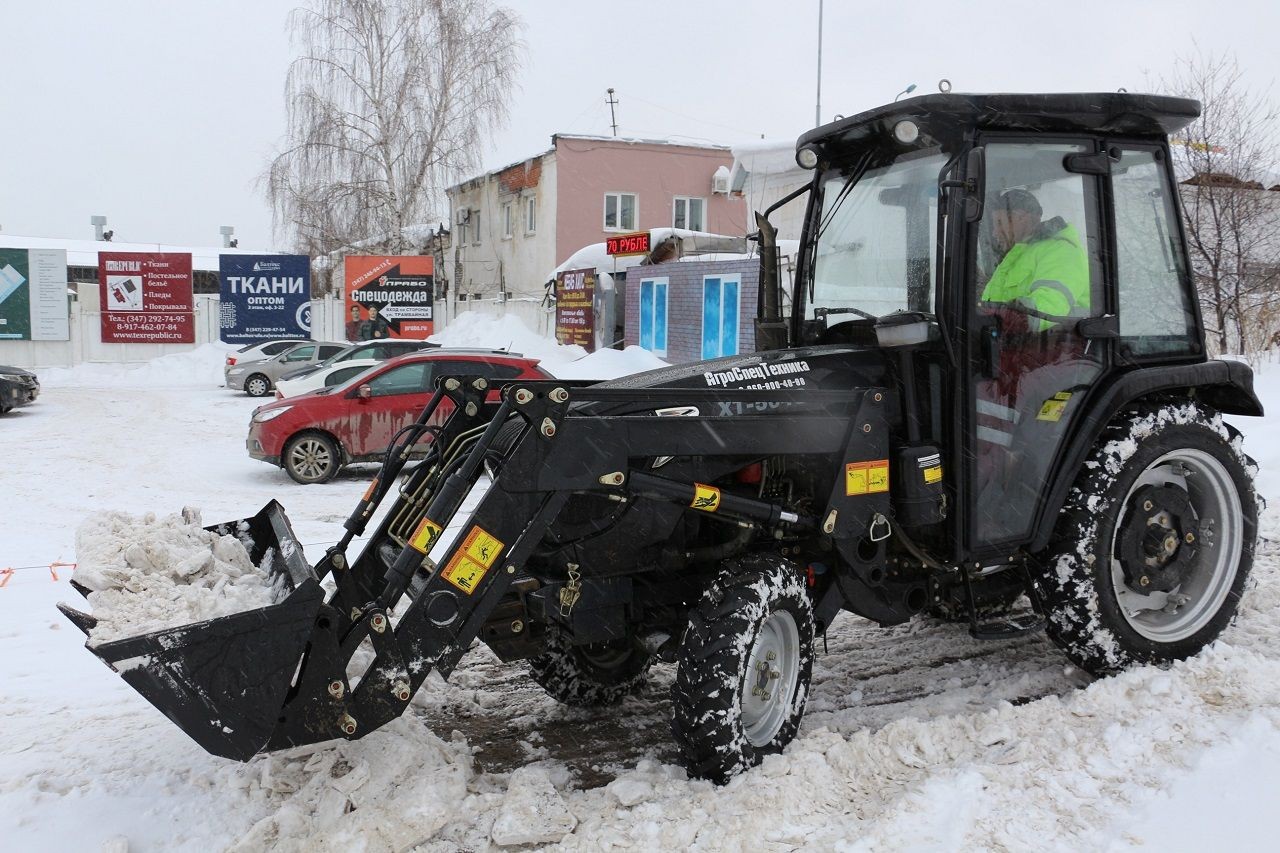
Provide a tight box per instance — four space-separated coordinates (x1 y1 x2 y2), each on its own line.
3 316 1280 851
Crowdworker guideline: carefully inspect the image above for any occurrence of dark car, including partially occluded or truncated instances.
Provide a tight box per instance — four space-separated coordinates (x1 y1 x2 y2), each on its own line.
276 339 437 383
0 365 39 414
247 350 549 483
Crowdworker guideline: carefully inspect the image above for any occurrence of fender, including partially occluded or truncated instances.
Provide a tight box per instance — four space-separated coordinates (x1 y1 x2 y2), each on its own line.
1028 359 1263 553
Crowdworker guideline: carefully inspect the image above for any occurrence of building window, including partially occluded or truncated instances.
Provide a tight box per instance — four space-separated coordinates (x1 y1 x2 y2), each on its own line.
472 210 482 245
502 203 513 239
674 197 706 232
525 195 537 234
701 275 740 359
604 192 637 231
638 277 668 357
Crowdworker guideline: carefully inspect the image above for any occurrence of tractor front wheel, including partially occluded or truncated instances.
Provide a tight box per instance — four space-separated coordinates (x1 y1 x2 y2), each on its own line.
1037 403 1257 676
672 554 815 783
526 624 651 707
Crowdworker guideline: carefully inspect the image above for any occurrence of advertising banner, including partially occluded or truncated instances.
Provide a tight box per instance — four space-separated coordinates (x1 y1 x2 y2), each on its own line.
0 248 70 341
555 267 595 350
343 255 433 340
218 254 312 344
99 252 194 343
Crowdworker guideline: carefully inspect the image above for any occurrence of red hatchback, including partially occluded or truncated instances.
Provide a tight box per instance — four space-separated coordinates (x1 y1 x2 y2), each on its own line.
247 350 550 483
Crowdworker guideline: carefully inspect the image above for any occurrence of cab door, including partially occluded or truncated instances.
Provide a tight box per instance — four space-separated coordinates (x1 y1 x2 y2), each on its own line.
966 139 1111 550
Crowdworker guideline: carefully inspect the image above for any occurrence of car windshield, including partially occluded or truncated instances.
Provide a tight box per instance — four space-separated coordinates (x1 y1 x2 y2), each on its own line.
807 148 947 320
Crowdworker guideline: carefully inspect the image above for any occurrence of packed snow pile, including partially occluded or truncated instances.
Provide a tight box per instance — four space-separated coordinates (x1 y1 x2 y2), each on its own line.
74 508 285 643
429 311 668 380
39 342 233 389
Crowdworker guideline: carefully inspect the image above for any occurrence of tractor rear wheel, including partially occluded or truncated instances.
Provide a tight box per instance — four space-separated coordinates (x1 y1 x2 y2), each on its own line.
526 624 651 707
1037 403 1256 676
672 554 814 783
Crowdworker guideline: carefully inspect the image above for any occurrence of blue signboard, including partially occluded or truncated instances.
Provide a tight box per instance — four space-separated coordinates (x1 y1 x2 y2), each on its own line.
218 254 312 344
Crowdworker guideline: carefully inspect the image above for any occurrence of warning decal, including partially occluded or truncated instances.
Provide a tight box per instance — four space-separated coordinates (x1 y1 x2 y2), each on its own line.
846 460 890 496
690 484 722 513
1037 391 1073 423
409 517 444 553
440 526 505 595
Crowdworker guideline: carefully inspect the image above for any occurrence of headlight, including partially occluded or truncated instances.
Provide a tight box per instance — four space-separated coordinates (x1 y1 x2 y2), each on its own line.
252 406 293 423
796 146 819 169
0 373 26 382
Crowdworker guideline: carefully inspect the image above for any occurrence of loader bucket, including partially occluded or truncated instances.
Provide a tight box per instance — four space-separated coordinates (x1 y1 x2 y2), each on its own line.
58 501 324 761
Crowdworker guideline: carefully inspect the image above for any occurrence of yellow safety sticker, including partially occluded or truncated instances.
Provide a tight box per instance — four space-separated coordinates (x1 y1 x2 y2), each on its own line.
690 483 722 512
440 526 505 595
409 517 443 553
462 526 505 569
923 465 943 485
867 460 890 493
440 557 488 594
1037 391 1073 422
846 460 890 496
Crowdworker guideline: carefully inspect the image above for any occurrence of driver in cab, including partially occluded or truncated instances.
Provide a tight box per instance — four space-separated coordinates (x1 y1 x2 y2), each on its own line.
981 188 1090 332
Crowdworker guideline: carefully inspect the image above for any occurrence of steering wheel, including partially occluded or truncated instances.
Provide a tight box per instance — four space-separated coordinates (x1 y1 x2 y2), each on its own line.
816 306 879 323
977 300 1068 324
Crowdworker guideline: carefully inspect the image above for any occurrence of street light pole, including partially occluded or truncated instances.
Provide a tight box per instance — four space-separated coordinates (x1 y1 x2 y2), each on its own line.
815 0 823 127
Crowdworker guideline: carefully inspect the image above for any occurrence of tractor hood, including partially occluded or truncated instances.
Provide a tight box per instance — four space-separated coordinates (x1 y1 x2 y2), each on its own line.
577 344 889 415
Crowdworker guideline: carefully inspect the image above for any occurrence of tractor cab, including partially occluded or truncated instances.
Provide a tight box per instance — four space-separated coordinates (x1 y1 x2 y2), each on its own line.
758 92 1249 567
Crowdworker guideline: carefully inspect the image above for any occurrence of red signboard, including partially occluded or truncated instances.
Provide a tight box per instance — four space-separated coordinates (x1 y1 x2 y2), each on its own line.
555 268 595 350
343 255 434 340
606 231 651 256
98 252 195 343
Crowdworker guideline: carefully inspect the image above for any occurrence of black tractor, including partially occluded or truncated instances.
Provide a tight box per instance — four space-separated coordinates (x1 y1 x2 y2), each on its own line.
63 92 1260 783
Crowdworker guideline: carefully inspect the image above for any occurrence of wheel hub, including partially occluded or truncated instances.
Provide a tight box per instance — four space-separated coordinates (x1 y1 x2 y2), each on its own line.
1120 484 1199 593
740 611 800 747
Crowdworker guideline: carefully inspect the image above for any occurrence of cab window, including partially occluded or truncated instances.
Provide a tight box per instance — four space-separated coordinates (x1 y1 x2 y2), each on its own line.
1111 147 1198 358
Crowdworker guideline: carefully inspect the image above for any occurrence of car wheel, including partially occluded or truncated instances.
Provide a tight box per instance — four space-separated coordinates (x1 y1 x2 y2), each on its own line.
283 432 342 484
244 374 272 397
671 554 815 783
1036 403 1257 676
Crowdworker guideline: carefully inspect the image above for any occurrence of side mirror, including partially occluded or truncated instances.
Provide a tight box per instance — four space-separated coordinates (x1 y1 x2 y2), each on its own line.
357 384 372 399
963 146 985 222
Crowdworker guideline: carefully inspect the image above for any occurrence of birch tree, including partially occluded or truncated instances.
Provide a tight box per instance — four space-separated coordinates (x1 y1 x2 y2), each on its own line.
266 0 521 258
1163 51 1280 355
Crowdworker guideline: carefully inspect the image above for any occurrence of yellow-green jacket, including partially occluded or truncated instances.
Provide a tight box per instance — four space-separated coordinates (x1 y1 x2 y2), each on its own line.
981 217 1090 324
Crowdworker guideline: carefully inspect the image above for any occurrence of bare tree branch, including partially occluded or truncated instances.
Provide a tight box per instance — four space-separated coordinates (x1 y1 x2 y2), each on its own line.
264 0 522 263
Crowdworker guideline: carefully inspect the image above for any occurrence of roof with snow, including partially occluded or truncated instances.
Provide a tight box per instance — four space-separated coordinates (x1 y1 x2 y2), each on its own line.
0 233 282 271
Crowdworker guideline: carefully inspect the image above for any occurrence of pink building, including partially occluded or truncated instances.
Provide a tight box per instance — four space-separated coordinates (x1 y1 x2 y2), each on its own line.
444 135 746 312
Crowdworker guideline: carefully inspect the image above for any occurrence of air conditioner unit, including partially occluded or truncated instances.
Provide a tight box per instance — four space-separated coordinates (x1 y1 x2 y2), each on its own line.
711 165 731 195
454 208 471 225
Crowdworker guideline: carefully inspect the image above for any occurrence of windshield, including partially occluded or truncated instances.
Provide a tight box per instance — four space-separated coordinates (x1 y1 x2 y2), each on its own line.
807 149 948 320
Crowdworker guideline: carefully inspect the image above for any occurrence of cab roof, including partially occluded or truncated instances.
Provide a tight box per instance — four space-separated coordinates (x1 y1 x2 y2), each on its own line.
798 92 1200 152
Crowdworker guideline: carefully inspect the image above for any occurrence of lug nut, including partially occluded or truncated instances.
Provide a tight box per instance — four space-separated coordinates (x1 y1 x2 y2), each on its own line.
540 418 556 438
392 680 411 702
339 714 358 735
445 378 460 391
465 402 478 417
473 378 488 391
370 613 387 633
549 387 569 403
328 680 345 699
1185 532 1196 544
514 388 534 405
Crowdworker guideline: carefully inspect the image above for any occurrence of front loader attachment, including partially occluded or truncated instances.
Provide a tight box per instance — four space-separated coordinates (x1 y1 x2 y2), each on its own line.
59 501 324 761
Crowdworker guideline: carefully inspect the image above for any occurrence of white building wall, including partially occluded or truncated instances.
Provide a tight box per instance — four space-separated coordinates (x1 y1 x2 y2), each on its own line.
0 285 349 369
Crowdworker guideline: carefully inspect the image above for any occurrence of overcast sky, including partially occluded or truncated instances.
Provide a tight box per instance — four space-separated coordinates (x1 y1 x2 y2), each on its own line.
1 0 1275 249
